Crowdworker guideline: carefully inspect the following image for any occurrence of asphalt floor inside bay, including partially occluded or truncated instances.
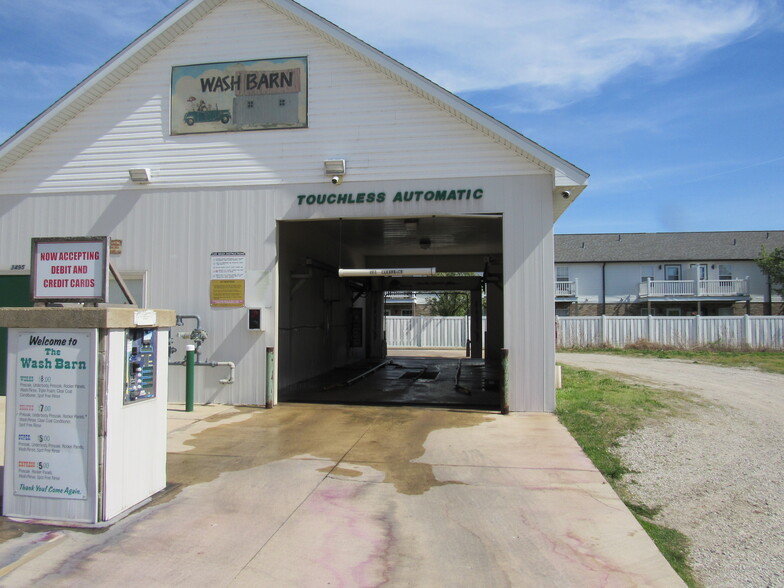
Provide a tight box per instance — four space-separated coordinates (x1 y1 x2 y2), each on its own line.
0 394 684 586
279 352 502 409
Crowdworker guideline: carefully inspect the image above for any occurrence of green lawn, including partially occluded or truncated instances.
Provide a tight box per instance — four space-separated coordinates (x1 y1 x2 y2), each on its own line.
563 347 784 375
556 365 701 587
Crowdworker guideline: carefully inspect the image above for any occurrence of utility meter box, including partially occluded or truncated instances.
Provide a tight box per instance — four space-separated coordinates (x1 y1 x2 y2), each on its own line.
0 307 175 526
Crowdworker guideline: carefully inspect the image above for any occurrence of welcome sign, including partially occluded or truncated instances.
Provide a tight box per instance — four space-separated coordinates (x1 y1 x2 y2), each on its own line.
171 57 308 135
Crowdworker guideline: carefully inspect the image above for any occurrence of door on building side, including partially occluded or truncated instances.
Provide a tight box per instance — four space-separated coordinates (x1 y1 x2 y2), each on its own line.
0 275 33 396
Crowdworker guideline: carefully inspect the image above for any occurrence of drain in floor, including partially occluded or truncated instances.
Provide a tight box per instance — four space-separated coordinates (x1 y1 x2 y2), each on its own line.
400 370 440 380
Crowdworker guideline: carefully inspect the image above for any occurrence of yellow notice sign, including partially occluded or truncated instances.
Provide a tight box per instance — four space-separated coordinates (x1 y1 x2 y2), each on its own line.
210 280 245 307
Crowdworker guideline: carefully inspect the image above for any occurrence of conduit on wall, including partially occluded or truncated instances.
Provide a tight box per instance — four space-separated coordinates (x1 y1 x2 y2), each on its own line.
338 268 436 277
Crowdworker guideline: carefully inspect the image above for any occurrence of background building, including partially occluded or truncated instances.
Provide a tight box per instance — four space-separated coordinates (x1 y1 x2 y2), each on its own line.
555 231 784 316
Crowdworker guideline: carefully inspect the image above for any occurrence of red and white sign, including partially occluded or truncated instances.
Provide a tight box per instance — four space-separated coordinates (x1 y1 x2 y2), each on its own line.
32 238 109 301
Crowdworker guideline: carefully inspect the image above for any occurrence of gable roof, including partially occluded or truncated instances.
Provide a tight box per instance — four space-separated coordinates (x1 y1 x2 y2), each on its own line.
555 231 784 263
0 0 588 196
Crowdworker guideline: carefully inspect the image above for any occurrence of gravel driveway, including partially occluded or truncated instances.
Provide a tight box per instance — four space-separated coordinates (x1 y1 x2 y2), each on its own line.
556 353 784 588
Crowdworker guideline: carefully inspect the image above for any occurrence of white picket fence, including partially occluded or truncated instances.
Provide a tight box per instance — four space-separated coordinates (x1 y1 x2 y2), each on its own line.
556 315 784 350
385 316 486 348
385 315 784 350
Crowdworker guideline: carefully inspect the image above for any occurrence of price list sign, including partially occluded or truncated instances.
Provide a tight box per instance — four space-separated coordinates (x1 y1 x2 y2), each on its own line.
12 330 96 501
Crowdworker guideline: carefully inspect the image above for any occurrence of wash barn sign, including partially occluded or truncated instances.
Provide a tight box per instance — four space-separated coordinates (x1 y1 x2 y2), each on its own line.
171 57 308 135
31 237 109 302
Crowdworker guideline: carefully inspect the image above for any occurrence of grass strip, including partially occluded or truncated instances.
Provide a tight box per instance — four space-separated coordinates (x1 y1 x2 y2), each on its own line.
561 346 784 375
556 365 700 587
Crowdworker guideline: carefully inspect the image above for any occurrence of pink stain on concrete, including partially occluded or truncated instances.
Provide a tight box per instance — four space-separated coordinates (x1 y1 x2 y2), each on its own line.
303 484 393 587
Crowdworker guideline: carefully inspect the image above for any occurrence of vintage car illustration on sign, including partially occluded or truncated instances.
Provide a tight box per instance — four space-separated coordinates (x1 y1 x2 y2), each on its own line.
183 98 232 125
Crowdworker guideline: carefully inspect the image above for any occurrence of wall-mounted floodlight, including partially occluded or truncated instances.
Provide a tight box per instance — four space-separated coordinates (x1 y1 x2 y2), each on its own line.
324 159 346 175
128 168 151 183
338 267 437 277
324 159 346 184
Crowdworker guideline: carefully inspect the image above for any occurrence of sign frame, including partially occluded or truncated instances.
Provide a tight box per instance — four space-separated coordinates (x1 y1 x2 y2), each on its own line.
30 237 110 303
170 56 308 136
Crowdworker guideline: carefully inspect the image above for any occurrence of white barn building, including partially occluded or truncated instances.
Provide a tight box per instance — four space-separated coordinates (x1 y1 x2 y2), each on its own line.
0 0 588 412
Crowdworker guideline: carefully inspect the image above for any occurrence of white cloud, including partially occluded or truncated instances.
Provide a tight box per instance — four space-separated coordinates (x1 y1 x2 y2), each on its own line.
301 0 778 109
8 0 182 38
0 59 94 98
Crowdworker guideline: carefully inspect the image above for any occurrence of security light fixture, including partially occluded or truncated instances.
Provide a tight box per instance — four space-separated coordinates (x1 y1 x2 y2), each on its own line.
128 168 151 183
324 159 346 184
324 159 346 175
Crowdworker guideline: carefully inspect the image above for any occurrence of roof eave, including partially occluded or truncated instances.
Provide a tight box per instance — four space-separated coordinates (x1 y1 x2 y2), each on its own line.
1 0 590 188
0 0 223 173
270 0 589 185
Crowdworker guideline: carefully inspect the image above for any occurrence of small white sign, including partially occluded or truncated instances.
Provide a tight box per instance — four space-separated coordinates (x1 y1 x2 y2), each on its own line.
210 252 246 280
134 310 157 326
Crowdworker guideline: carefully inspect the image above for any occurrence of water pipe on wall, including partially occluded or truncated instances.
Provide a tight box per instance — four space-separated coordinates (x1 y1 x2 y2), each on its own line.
168 314 236 385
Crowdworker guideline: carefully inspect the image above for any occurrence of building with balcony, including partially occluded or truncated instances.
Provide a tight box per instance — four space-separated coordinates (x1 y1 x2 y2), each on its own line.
384 292 436 316
555 231 784 316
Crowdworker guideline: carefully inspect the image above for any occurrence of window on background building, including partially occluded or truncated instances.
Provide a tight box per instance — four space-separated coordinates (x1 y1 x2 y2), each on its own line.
719 264 733 280
641 265 654 281
664 264 681 281
690 263 708 280
108 273 146 306
556 266 570 282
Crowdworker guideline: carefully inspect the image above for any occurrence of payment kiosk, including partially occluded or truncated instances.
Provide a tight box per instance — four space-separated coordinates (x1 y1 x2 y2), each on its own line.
1 237 175 526
1 307 175 525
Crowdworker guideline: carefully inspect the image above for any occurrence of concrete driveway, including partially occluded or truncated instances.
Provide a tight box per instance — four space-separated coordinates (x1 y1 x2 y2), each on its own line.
557 352 784 587
0 402 683 587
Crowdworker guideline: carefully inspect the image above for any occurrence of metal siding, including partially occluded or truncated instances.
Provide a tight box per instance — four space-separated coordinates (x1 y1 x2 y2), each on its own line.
503 175 556 412
0 189 282 406
564 263 603 304
0 0 539 196
2 174 556 408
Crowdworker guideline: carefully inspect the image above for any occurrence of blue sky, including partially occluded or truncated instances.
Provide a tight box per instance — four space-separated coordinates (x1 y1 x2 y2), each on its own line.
1 0 783 234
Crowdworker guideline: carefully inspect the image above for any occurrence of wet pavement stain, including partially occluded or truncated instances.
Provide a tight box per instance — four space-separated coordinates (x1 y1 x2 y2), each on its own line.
165 404 493 497
0 404 492 547
319 466 364 478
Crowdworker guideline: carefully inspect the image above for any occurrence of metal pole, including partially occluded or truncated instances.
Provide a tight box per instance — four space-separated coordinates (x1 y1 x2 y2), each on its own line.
265 347 274 409
185 344 195 412
501 348 510 415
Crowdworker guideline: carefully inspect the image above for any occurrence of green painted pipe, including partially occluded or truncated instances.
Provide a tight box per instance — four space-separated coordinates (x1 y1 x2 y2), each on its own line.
185 344 195 412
